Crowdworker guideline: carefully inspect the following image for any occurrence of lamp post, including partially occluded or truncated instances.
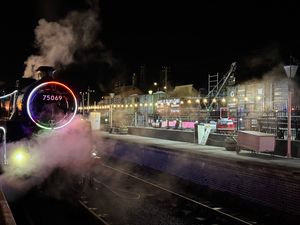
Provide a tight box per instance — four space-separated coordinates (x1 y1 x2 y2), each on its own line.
154 82 160 92
148 89 153 113
109 93 115 130
80 91 87 116
232 98 239 131
147 90 153 127
86 86 95 113
284 64 298 158
163 85 167 93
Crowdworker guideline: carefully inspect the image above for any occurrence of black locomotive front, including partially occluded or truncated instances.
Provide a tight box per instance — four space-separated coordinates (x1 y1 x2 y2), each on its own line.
25 80 78 130
1 75 78 142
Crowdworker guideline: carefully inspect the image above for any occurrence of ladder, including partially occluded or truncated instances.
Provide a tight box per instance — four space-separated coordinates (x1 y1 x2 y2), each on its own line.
207 62 237 111
208 73 219 97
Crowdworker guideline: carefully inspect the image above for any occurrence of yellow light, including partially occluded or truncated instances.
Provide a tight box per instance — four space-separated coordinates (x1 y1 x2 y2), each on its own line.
180 101 184 104
15 153 24 161
195 99 200 103
203 99 208 103
245 97 248 101
187 100 192 104
212 98 216 103
134 104 138 107
257 96 261 100
221 98 226 103
17 99 22 111
10 148 30 167
4 102 9 111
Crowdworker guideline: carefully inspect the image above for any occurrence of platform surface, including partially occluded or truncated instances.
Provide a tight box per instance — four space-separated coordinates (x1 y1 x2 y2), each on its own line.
93 131 300 172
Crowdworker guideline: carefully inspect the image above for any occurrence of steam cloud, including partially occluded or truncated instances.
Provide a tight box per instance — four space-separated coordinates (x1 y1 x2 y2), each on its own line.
0 116 94 200
23 9 103 79
240 63 286 86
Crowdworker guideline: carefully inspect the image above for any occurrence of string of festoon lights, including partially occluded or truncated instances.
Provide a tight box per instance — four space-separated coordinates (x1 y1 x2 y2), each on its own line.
78 96 264 111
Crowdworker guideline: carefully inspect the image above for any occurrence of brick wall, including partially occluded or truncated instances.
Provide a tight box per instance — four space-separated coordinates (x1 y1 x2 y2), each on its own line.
101 140 300 216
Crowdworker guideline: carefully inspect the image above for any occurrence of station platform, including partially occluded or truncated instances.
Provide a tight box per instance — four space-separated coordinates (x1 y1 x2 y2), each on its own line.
92 131 300 217
0 190 16 225
93 131 300 170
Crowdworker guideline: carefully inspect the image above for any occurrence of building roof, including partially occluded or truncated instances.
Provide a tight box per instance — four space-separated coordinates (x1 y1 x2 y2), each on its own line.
115 85 144 97
169 84 199 97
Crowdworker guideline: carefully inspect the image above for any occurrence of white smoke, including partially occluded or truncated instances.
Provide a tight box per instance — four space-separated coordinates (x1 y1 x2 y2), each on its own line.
0 116 94 200
240 63 286 86
23 9 102 79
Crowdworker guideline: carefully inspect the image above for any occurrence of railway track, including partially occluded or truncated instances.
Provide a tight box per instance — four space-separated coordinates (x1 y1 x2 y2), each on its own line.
101 163 252 224
79 158 258 225
7 156 299 225
80 156 300 225
7 174 109 225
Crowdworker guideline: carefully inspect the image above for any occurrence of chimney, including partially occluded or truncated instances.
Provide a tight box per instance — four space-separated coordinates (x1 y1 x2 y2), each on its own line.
132 73 136 88
35 66 55 79
31 64 35 78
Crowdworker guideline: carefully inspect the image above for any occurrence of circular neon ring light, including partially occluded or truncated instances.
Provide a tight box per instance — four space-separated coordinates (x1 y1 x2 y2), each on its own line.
26 81 78 130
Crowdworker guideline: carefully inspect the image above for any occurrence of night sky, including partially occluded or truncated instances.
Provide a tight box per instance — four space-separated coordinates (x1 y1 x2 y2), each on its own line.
1 0 300 97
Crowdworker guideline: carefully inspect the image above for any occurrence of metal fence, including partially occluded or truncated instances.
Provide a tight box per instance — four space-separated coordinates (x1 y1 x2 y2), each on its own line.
95 108 300 140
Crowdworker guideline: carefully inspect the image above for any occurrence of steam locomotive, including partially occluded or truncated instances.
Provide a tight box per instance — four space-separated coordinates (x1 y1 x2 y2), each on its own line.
0 66 81 173
0 66 78 142
0 66 97 201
